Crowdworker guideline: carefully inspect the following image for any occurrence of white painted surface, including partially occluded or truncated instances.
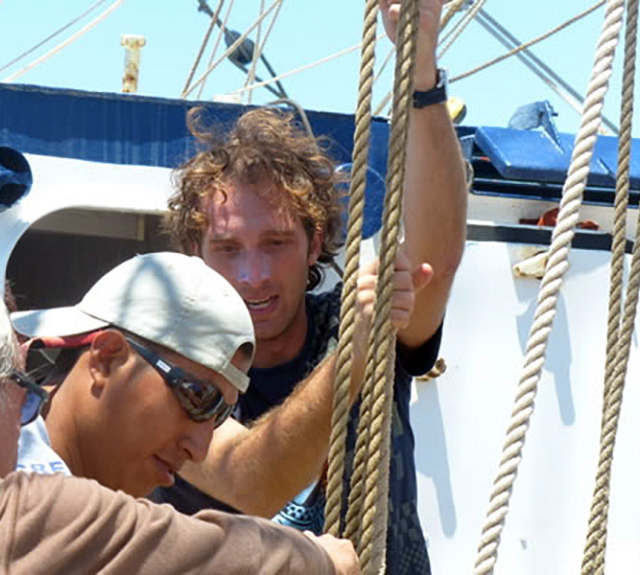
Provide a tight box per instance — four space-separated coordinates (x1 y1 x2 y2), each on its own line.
0 153 173 273
414 240 640 575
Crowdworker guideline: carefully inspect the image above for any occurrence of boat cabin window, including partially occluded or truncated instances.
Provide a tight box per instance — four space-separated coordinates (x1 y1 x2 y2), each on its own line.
7 208 173 311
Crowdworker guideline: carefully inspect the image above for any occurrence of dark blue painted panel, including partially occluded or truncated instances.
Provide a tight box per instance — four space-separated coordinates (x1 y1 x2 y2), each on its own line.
0 83 389 172
475 126 640 189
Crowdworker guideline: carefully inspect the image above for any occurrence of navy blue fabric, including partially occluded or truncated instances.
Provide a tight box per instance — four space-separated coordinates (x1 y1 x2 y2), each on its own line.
155 282 439 575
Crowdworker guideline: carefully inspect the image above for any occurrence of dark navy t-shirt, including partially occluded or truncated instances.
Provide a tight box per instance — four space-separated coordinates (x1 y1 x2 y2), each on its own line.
154 283 440 575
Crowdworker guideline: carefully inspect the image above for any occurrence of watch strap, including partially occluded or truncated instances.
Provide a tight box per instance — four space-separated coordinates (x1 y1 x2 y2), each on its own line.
412 68 448 108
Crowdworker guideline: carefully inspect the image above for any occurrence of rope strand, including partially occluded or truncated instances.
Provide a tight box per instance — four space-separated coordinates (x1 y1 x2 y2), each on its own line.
324 0 379 537
580 0 639 572
473 1 626 573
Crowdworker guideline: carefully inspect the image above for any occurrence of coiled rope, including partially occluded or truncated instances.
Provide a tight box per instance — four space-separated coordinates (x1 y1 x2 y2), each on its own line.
473 0 627 573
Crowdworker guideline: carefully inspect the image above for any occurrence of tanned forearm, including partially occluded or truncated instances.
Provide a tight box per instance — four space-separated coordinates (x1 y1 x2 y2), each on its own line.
180 355 339 518
400 102 467 348
395 0 468 349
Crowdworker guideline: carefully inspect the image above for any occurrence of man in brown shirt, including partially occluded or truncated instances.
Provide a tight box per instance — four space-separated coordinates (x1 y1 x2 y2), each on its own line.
0 299 359 574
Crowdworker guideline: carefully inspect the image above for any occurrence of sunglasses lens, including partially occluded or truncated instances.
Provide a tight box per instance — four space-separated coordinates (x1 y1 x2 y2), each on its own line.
21 391 42 426
175 380 232 425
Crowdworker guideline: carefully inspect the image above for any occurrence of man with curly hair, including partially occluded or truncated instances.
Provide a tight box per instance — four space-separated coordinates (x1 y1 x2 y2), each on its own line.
161 1 467 573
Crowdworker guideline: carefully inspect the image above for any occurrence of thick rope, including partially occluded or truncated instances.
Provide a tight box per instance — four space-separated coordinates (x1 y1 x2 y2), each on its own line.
324 0 379 537
580 0 639 573
343 333 379 542
473 1 626 573
356 3 420 573
342 2 419 551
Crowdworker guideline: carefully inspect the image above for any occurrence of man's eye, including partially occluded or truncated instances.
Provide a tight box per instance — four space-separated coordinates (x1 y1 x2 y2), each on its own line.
269 238 290 248
213 244 238 253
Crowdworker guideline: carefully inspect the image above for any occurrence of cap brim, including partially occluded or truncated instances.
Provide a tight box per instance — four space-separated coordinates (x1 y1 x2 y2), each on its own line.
11 307 108 339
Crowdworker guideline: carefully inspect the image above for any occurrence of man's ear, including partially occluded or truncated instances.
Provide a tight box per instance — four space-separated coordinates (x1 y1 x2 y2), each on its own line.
87 330 130 386
307 229 324 266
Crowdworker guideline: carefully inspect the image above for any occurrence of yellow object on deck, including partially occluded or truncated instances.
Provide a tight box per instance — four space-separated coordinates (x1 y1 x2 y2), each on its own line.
447 96 467 124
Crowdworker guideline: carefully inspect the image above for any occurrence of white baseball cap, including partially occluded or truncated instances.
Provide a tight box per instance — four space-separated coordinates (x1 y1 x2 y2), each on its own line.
11 252 255 392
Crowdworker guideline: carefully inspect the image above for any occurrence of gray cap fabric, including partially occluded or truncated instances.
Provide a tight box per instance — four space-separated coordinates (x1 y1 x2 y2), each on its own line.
11 252 255 392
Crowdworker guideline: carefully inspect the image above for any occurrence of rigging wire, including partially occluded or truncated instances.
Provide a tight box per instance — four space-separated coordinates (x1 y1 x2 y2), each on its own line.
440 0 471 33
371 46 396 116
182 0 225 97
191 0 287 100
471 8 619 135
245 0 266 103
373 45 396 86
450 1 606 83
376 1 596 117
196 0 235 99
244 0 284 104
227 34 386 98
438 0 488 58
0 0 112 76
3 0 127 83
438 0 472 46
182 0 282 99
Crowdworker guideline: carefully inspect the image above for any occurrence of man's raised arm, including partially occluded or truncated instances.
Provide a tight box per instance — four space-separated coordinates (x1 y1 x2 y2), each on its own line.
381 0 468 349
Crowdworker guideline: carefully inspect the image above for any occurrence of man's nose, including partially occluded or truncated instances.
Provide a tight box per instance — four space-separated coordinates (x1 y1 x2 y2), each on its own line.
180 420 215 463
236 251 270 287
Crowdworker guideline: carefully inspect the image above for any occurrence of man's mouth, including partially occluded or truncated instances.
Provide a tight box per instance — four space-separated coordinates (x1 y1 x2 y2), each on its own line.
154 456 181 486
245 296 277 311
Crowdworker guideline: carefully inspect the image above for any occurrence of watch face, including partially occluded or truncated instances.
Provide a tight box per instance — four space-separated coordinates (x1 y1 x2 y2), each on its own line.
437 68 448 90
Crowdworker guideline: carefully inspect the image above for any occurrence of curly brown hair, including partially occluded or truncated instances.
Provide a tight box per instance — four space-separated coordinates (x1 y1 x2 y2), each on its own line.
164 107 345 291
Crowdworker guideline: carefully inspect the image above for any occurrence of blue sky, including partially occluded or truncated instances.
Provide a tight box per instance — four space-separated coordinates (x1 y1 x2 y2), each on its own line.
0 0 636 137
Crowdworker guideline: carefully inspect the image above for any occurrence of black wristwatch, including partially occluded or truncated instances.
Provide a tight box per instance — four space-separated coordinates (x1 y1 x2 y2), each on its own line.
412 68 448 108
